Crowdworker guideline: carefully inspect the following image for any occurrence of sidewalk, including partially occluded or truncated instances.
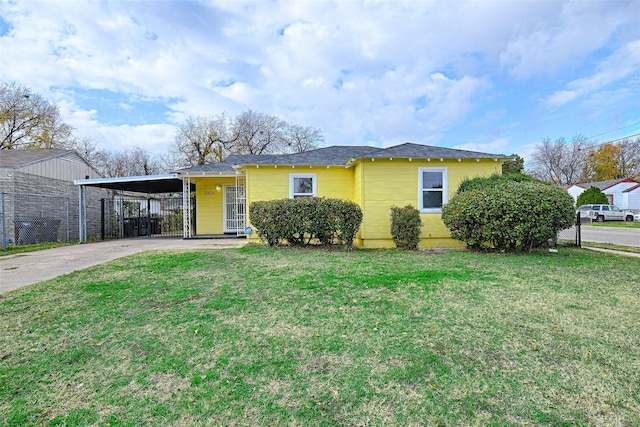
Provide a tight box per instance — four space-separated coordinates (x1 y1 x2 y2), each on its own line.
582 246 640 258
0 238 247 294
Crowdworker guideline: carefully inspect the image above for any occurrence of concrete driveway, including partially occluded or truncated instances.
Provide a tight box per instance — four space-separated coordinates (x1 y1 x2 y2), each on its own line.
0 237 247 294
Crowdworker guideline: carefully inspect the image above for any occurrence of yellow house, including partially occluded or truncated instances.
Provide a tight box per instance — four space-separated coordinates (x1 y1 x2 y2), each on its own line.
176 143 510 248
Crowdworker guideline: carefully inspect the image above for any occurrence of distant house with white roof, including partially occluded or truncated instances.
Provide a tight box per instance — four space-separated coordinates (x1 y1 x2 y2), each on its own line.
566 177 640 210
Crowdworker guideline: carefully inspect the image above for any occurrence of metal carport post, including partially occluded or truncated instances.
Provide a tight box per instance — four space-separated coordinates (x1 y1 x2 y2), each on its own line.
78 184 87 243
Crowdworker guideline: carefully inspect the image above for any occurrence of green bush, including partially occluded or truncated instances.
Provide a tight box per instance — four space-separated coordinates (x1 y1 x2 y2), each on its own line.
457 173 537 193
576 186 609 206
441 180 575 252
249 197 363 250
390 205 422 250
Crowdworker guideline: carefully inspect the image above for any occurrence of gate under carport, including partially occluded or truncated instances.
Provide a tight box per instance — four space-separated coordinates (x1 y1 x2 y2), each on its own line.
75 174 194 243
100 195 190 239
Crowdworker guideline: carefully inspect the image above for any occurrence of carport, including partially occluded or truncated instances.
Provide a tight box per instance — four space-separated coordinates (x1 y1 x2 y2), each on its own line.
74 174 194 243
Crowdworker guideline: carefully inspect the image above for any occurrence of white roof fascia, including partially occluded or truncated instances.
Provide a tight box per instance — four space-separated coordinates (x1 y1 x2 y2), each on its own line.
177 170 241 177
73 173 179 186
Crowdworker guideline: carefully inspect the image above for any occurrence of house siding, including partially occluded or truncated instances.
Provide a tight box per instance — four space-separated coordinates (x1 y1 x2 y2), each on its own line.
604 183 638 208
188 176 237 235
244 165 355 241
185 153 505 247
358 158 502 248
567 185 585 202
17 153 98 182
622 187 640 210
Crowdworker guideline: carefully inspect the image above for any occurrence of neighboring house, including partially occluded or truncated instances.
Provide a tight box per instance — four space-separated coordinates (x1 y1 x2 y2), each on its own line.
566 178 640 210
0 149 106 243
177 143 511 248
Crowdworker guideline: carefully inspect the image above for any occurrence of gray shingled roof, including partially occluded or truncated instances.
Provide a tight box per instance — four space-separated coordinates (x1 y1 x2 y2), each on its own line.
573 178 638 190
0 149 75 169
242 146 381 166
177 143 509 173
370 143 506 159
175 161 238 173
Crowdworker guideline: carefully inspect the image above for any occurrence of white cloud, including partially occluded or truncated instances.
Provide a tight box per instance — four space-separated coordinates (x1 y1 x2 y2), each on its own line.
454 137 511 155
91 123 177 155
545 39 640 109
499 1 638 78
1 0 639 160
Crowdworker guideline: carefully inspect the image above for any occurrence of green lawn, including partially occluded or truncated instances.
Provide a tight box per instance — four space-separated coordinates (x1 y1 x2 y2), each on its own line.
0 241 71 256
585 221 640 229
1 246 639 426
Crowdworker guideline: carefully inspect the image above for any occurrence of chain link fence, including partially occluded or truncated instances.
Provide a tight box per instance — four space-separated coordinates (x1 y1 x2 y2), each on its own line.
556 212 582 247
1 192 71 250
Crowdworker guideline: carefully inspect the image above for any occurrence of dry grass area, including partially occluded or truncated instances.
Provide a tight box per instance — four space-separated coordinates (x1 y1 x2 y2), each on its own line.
1 245 639 426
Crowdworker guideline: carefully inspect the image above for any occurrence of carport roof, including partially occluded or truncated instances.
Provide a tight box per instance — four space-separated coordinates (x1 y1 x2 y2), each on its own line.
74 174 192 193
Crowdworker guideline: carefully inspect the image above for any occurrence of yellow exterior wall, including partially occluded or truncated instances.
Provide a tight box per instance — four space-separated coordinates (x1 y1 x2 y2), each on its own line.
190 177 238 235
244 165 355 241
357 158 503 248
191 158 502 247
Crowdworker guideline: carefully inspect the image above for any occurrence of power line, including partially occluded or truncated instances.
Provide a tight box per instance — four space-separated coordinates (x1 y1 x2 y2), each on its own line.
586 121 640 140
591 131 640 147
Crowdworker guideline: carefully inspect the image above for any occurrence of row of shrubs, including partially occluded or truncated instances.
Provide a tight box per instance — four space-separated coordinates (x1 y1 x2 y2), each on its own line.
379 173 575 252
249 173 576 253
249 197 363 250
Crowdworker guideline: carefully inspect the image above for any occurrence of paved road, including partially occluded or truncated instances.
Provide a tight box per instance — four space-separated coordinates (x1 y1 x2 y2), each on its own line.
0 237 246 294
580 225 640 247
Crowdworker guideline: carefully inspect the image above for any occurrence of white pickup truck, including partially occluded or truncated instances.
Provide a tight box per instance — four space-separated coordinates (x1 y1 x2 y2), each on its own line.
577 204 635 222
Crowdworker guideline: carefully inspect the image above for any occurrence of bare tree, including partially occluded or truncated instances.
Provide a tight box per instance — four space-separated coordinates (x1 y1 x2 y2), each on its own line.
613 137 640 179
0 82 74 149
169 115 231 168
168 110 324 168
95 147 163 177
280 124 323 153
530 135 593 185
65 136 108 177
231 110 286 155
126 146 162 176
70 137 163 177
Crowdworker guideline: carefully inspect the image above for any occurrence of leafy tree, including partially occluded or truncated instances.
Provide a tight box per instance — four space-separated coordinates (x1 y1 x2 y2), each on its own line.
588 143 622 180
587 139 640 180
502 154 525 174
1 82 74 149
576 186 608 206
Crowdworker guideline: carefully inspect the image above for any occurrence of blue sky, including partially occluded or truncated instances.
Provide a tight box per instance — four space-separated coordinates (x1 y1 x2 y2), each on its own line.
1 0 639 165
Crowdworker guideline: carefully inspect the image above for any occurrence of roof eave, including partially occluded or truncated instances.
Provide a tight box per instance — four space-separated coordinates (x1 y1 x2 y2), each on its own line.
177 170 240 177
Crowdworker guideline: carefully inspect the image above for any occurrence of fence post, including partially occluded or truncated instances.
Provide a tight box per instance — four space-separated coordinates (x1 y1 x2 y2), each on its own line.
1 192 5 250
66 196 70 243
101 198 105 241
576 211 581 248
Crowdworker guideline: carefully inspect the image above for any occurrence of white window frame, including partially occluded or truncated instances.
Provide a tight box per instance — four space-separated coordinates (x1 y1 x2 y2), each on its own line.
290 173 317 198
419 167 448 213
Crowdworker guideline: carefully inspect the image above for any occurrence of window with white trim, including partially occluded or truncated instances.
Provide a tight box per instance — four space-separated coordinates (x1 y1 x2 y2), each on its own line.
290 174 317 198
419 168 447 212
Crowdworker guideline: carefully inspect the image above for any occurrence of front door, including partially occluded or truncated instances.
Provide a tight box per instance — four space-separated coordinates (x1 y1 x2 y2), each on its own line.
223 185 245 232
